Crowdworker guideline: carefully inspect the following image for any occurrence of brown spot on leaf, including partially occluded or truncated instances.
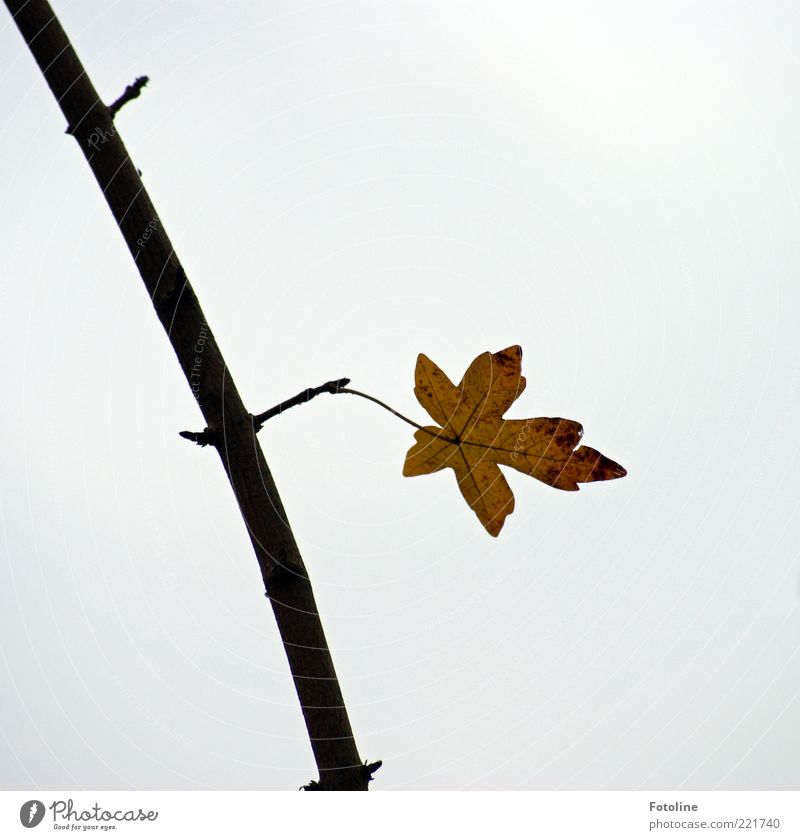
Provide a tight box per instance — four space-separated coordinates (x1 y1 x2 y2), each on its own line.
403 347 626 535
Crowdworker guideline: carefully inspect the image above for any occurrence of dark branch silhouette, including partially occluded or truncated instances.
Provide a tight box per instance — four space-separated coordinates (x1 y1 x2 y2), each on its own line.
251 378 350 432
108 75 149 118
5 0 376 791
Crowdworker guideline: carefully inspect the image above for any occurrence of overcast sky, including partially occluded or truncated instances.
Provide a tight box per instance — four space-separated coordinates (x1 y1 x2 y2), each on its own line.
1 1 799 790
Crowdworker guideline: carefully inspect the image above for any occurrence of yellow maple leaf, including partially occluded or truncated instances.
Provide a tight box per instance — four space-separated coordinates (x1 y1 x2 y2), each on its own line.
402 346 626 536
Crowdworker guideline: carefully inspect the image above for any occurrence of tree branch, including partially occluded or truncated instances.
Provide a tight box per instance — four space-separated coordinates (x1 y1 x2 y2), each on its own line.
108 75 149 118
5 0 375 791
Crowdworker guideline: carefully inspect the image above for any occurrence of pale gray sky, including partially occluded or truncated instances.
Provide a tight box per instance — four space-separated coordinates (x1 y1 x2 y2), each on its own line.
1 1 799 790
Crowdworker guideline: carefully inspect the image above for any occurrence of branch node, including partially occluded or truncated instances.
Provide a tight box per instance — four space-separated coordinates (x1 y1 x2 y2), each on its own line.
300 760 382 791
300 780 322 791
363 759 383 781
178 428 217 447
108 75 149 119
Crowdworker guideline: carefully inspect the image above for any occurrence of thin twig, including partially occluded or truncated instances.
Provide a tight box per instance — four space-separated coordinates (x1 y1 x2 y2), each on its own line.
252 378 350 431
178 428 217 447
251 379 456 442
108 75 149 118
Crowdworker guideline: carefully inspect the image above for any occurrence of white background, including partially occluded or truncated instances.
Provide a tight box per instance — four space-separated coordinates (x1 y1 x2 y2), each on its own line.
3 791 798 840
1 1 799 790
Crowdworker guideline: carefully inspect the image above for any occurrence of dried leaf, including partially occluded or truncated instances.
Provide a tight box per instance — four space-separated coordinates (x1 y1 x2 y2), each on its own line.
403 346 626 536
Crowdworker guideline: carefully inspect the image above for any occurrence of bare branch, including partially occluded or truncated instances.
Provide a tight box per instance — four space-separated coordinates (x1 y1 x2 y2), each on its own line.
252 378 350 432
5 0 376 790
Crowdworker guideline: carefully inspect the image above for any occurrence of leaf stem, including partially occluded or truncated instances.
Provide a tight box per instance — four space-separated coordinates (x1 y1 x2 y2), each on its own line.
252 380 456 442
337 387 430 433
338 388 461 444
